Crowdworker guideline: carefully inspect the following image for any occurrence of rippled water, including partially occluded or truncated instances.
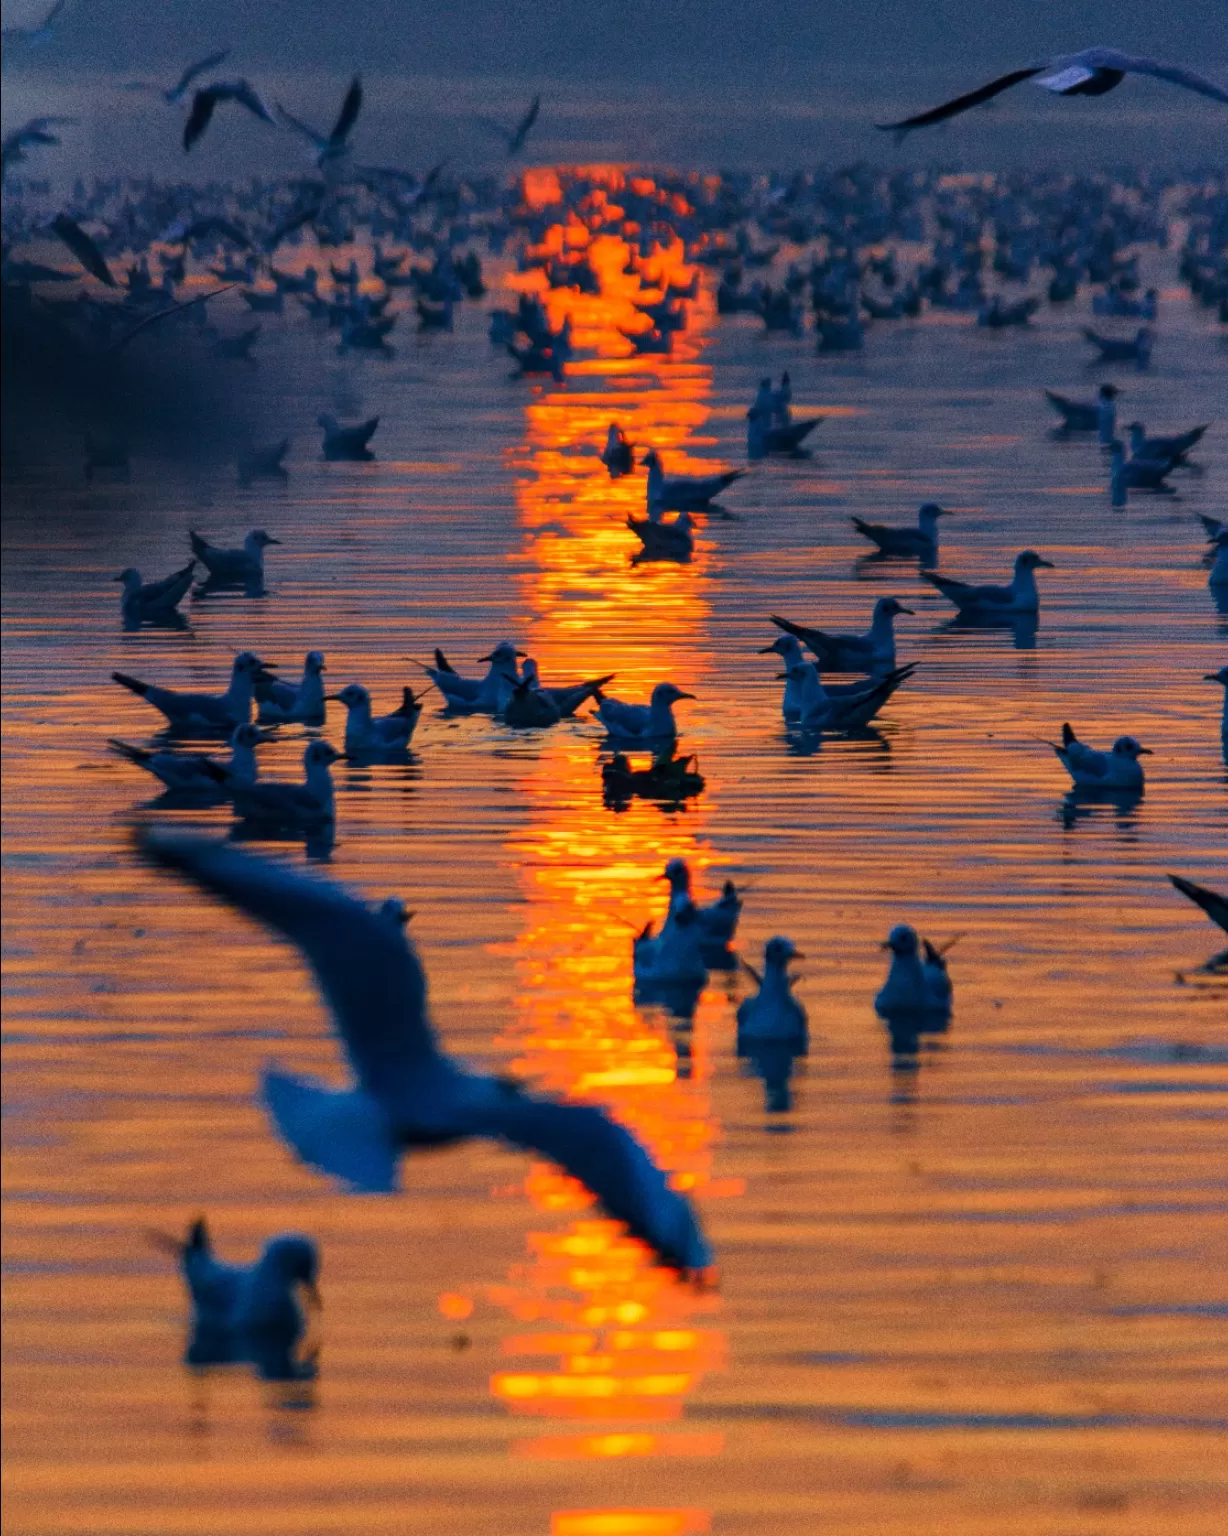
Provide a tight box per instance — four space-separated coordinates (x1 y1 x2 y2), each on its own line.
4 212 1228 1536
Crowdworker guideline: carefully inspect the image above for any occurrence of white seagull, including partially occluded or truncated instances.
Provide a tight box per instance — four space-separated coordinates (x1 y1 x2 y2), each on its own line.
875 925 952 1018
231 740 340 826
923 550 1053 616
595 682 696 744
114 561 196 623
112 651 267 733
643 449 745 513
327 683 421 752
134 831 713 1277
190 528 280 583
418 643 522 713
851 504 950 560
107 722 266 796
879 48 1228 139
633 899 709 990
1050 722 1150 791
661 858 742 949
257 652 327 725
782 660 917 731
770 595 912 673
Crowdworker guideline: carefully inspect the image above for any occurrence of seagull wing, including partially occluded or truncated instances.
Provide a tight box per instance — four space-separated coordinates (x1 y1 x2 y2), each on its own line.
275 106 327 150
475 1089 712 1275
513 94 541 144
877 67 1043 133
108 285 234 356
183 89 220 151
231 80 276 124
1168 875 1228 935
1079 48 1228 104
135 832 444 1102
169 49 231 102
50 214 116 286
329 76 363 149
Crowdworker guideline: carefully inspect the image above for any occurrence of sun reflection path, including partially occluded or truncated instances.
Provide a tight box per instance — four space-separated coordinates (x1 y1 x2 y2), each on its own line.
444 174 739 1510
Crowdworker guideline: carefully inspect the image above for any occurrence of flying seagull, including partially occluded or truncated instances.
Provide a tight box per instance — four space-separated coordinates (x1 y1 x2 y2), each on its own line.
1 116 76 177
2 0 66 44
124 50 232 103
475 94 541 156
276 76 363 169
879 48 1228 138
49 213 116 287
183 80 275 152
134 832 713 1279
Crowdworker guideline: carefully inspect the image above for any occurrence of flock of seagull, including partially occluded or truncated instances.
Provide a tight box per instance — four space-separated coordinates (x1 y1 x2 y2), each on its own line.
5 30 1228 1381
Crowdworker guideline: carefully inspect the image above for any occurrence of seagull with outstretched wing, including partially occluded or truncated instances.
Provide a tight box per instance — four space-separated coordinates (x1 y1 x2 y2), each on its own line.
124 49 232 102
1 116 76 176
276 76 363 168
183 80 275 152
49 213 116 287
1169 874 1228 972
476 94 541 156
2 0 66 44
879 48 1228 139
135 831 713 1280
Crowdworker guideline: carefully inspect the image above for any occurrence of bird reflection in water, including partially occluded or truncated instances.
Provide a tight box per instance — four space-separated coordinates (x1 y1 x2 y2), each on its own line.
1058 786 1144 833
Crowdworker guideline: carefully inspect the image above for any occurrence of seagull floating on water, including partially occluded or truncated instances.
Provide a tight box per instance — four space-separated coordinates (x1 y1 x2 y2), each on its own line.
134 831 712 1278
238 438 291 487
1043 382 1118 439
232 740 340 827
516 658 615 718
1127 421 1209 464
257 652 327 725
114 562 195 624
770 596 912 673
107 722 266 796
783 660 917 731
851 504 950 560
661 858 742 950
147 1215 320 1380
875 925 953 1019
1084 327 1153 368
634 899 709 991
112 651 267 734
1050 722 1150 790
419 643 522 713
190 528 280 583
594 682 695 745
328 683 421 752
878 48 1228 139
737 937 807 1043
318 414 378 460
923 550 1053 616
601 424 635 477
643 449 744 513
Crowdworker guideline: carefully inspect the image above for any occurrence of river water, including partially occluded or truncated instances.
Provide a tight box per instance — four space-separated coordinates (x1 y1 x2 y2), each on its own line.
3 187 1227 1535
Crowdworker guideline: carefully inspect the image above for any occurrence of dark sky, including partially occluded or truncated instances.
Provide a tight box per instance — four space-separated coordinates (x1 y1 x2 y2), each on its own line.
3 0 1227 173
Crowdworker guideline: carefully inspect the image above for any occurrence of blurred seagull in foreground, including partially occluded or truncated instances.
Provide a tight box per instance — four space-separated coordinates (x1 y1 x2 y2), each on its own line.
231 740 340 827
135 831 713 1278
2 1 67 45
0 116 76 176
1128 421 1209 464
1168 874 1228 972
1050 722 1151 790
190 528 280 583
327 683 421 752
594 682 695 744
878 48 1228 139
114 562 195 624
923 550 1053 616
146 1215 319 1380
107 722 266 796
875 925 953 1018
770 596 912 673
112 651 267 734
257 652 327 725
851 504 950 560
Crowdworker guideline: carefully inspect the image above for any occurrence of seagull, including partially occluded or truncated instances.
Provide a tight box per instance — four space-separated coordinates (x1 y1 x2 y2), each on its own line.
661 858 742 949
133 831 712 1277
475 94 541 157
49 213 116 287
190 528 280 583
125 50 232 103
746 380 823 457
601 424 635 477
418 643 522 713
502 678 563 729
923 550 1053 616
146 1215 319 1380
782 660 917 731
257 652 327 725
327 683 420 752
0 116 76 177
1168 874 1228 972
602 750 706 805
627 510 695 560
1043 382 1118 439
758 634 912 721
231 740 340 827
238 438 290 487
1127 421 1209 463
114 562 195 624
770 596 912 673
1083 327 1153 368
1109 439 1176 503
107 722 266 796
318 414 378 460
183 81 276 152
878 48 1228 139
921 939 956 1014
1207 665 1228 752
276 77 363 170
633 899 709 990
1050 722 1151 790
594 682 695 745
875 925 952 1018
643 449 745 513
851 504 950 560
517 658 615 718
1210 532 1228 590
737 937 807 1043
112 651 268 734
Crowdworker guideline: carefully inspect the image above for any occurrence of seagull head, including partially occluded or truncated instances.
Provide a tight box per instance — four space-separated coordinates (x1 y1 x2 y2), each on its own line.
304 740 341 769
1111 736 1152 759
478 642 525 667
764 935 804 968
758 634 802 659
882 923 919 956
247 529 281 547
660 857 691 892
234 651 267 677
1205 667 1228 688
113 567 143 589
261 1233 321 1308
877 596 914 617
328 683 370 710
641 448 663 471
651 682 696 707
377 897 413 927
917 503 950 523
230 723 271 749
520 657 541 684
304 651 326 674
1016 550 1055 571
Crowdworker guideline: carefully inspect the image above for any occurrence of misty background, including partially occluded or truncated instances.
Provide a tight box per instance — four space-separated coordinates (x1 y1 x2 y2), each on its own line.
3 0 1227 174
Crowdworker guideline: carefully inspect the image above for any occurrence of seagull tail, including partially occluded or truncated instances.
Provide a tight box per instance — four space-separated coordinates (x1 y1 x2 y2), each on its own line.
107 738 153 765
188 530 209 560
261 1067 401 1194
111 672 150 698
1061 722 1077 747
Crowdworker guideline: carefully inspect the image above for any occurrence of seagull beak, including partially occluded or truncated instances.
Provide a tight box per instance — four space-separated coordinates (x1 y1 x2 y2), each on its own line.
266 537 282 545
515 650 528 657
1137 747 1154 755
880 940 893 950
476 653 494 663
757 643 780 653
789 951 805 961
1036 559 1055 569
111 575 125 582
325 693 346 703
897 607 915 616
676 691 696 701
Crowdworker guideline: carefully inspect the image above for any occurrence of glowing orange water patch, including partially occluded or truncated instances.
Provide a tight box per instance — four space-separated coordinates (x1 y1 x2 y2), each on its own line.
516 1431 723 1459
552 1512 710 1536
